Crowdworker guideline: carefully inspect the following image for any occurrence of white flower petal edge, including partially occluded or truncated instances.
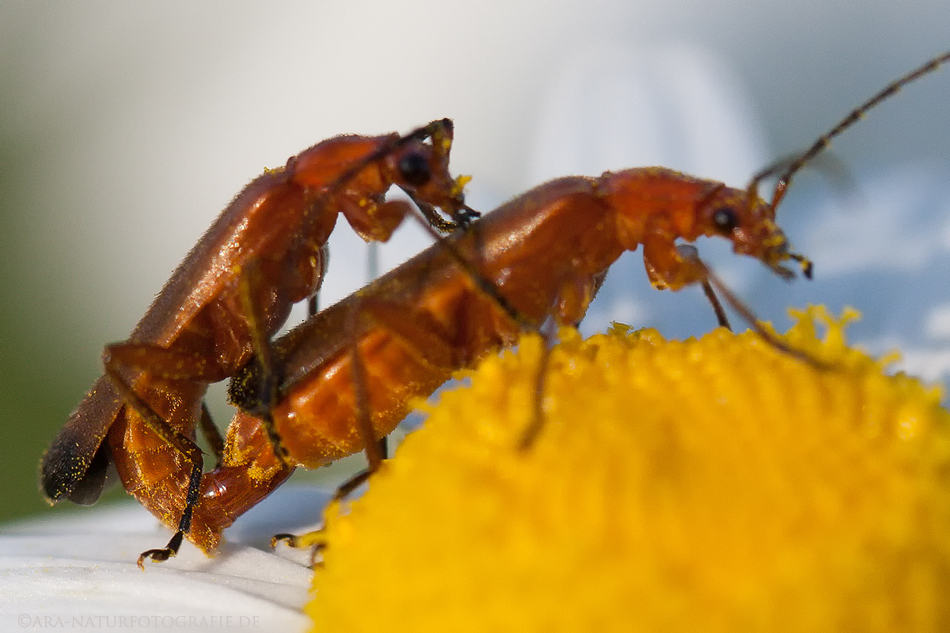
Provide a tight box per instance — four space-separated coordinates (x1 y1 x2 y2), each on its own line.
0 486 332 632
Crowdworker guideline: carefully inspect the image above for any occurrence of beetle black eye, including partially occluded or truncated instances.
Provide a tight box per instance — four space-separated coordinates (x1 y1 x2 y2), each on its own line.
712 207 738 234
397 152 431 187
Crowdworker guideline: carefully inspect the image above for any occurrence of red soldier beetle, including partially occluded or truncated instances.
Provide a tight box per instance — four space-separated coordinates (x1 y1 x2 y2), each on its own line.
40 118 473 565
179 52 950 560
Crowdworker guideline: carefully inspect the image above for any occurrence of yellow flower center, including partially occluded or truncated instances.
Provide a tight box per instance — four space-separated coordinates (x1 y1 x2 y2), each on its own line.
309 306 950 632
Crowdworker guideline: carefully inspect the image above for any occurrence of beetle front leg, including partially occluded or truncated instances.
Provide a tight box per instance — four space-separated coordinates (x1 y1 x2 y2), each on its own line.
642 232 709 292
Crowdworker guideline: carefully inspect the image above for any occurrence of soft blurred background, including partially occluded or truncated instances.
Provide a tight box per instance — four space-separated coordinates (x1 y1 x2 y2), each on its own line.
1 1 948 526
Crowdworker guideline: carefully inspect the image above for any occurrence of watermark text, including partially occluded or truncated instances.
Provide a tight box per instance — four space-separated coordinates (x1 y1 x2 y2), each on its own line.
17 614 261 629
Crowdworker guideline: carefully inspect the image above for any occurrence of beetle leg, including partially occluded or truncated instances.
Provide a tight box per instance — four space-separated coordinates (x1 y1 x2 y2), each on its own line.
347 303 385 474
701 280 732 330
198 402 224 465
100 362 205 567
236 258 290 467
103 341 230 460
672 244 732 330
677 246 832 370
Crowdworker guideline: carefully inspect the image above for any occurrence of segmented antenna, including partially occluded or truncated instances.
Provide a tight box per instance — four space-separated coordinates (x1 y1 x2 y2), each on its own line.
749 51 950 210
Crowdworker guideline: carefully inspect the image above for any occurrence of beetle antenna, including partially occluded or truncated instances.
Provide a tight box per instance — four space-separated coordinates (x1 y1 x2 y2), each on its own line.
748 51 950 211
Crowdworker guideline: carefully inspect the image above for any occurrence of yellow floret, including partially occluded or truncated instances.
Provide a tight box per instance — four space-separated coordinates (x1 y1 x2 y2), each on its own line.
309 306 950 632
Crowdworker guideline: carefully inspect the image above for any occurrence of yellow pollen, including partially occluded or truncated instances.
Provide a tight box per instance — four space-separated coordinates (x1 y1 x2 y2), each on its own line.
452 174 472 198
309 306 950 632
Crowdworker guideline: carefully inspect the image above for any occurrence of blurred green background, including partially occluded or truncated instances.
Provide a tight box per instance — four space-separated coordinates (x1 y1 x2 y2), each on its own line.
2 1 949 527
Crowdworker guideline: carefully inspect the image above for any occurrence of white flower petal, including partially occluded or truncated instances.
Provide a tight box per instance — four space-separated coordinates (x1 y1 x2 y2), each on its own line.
0 487 330 632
